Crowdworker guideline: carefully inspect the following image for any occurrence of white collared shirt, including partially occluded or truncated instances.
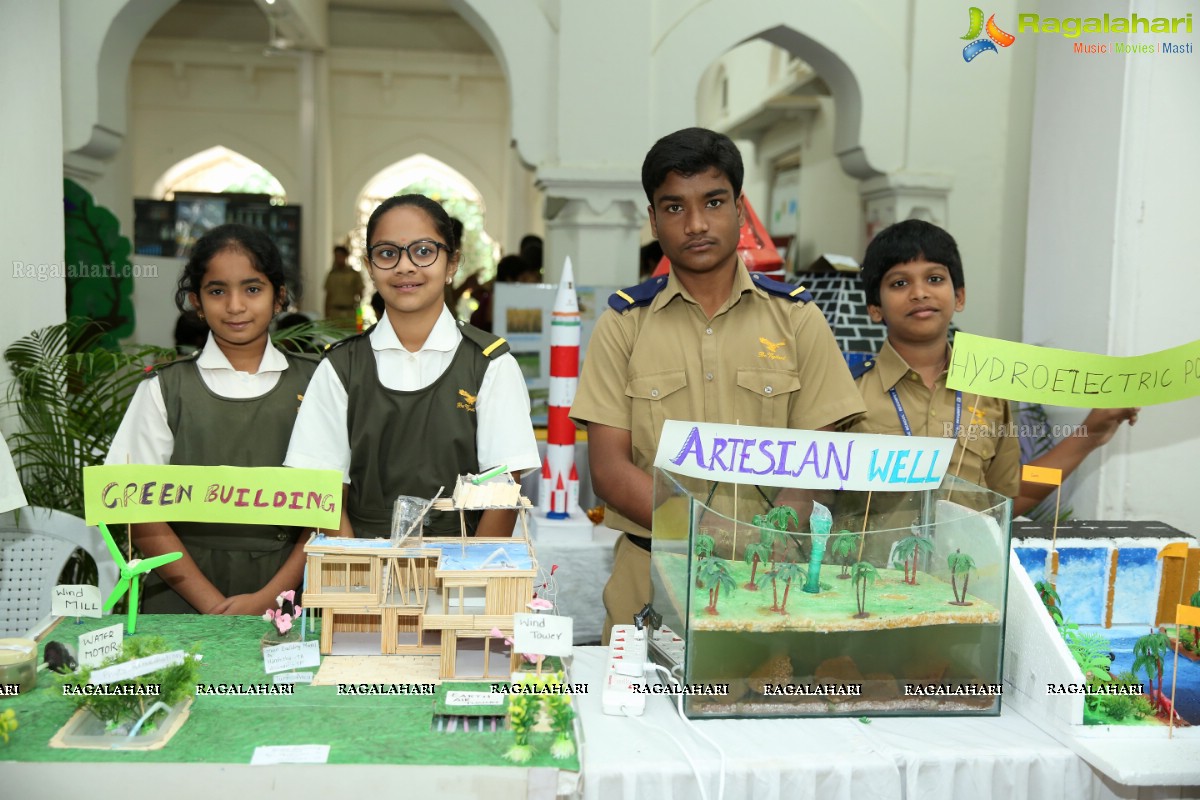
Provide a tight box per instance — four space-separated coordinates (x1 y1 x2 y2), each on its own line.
285 306 539 482
106 334 291 466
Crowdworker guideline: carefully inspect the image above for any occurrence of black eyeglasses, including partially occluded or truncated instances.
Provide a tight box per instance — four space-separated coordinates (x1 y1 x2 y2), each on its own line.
367 240 450 270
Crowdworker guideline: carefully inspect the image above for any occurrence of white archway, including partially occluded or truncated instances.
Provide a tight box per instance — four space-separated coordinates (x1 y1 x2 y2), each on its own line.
351 155 499 314
151 146 287 201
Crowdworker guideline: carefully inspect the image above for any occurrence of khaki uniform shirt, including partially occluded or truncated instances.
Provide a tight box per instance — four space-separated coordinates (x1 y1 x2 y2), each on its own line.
324 266 365 317
571 262 866 538
847 340 1020 498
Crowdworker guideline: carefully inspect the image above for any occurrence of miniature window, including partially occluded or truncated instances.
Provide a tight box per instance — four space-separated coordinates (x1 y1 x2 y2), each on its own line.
445 585 487 614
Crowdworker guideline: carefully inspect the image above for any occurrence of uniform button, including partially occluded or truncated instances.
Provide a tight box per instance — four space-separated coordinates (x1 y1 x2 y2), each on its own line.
277 532 289 541
911 374 919 381
650 389 659 398
706 372 714 381
764 386 773 395
705 327 713 335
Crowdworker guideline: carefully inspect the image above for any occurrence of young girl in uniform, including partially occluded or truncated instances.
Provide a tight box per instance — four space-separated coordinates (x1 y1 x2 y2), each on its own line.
107 224 319 614
285 195 539 537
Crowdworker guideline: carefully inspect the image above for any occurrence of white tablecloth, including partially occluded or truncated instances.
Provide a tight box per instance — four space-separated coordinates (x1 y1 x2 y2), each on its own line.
529 518 616 645
568 647 1171 800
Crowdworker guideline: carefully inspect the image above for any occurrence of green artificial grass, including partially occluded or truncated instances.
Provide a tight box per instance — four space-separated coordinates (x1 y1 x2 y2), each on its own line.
0 615 579 771
655 552 999 632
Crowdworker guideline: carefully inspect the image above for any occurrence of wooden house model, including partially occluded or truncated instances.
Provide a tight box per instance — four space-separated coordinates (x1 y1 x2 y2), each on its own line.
302 475 538 681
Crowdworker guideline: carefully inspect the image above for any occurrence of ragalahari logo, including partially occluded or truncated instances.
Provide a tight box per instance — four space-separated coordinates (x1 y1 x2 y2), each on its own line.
962 7 1016 61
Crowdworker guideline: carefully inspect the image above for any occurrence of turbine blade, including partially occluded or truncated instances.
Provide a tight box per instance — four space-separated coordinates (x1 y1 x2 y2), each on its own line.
127 578 139 635
98 523 127 569
104 575 130 611
139 551 183 572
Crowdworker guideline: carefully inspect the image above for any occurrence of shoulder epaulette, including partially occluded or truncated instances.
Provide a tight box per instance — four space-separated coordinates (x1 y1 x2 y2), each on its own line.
143 351 198 378
750 272 813 303
848 357 877 380
608 274 669 312
321 326 373 358
457 321 509 358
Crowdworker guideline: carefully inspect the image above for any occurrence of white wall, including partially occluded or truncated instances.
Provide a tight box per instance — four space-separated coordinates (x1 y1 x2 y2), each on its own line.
1023 0 1200 532
0 1 66 412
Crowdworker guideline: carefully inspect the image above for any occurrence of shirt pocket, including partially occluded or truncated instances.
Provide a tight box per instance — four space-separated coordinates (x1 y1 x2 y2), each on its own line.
956 427 997 483
736 369 801 429
626 370 689 463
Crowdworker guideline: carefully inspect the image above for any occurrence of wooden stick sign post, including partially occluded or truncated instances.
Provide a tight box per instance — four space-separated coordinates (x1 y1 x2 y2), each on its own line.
1021 465 1063 586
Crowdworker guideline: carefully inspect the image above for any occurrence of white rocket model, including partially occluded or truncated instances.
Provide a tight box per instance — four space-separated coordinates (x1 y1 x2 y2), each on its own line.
539 256 582 519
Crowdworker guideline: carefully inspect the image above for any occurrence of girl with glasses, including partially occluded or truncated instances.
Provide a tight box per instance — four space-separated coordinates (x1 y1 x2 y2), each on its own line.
107 224 319 614
286 194 539 537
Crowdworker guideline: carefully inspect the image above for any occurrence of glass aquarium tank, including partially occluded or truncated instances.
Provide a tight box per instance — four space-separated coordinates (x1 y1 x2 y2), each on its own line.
648 467 1012 718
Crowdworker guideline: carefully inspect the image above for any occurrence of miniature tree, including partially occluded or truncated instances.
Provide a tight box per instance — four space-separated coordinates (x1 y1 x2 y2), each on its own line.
698 557 736 615
801 501 832 594
693 532 715 588
1034 579 1064 625
765 505 799 562
830 531 860 579
742 536 772 590
851 561 878 619
1132 629 1170 708
894 526 934 585
947 549 976 606
542 691 576 759
504 689 538 763
773 561 806 615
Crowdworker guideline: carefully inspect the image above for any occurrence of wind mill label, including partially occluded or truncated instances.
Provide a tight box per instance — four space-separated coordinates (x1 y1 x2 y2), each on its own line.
83 465 342 527
52 584 102 618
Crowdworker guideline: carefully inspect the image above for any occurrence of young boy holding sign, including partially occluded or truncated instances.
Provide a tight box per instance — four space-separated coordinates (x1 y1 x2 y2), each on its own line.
847 219 1137 514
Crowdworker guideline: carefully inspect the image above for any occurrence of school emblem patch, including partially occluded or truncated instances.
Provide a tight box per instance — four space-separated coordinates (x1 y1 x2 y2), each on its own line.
457 389 477 412
757 337 786 361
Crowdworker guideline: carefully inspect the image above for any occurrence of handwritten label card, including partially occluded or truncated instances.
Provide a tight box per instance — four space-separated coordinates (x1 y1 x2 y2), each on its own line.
89 650 186 685
51 585 102 618
512 613 573 657
262 640 321 674
78 623 123 668
250 744 330 765
273 672 314 685
445 691 505 707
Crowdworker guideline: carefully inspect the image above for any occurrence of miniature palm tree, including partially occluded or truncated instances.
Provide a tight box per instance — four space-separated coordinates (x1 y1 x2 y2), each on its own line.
698 557 736 615
801 501 832 594
1132 629 1170 707
765 505 800 563
743 537 772 590
895 527 934 585
947 549 977 606
693 532 715 588
1035 579 1064 625
851 561 879 619
773 562 807 615
830 531 860 579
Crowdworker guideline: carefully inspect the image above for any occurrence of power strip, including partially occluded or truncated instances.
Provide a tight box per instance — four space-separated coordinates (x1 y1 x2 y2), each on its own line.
602 624 648 715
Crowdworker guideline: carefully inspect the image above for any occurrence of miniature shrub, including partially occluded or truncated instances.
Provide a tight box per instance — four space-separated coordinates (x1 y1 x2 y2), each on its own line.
1103 695 1133 721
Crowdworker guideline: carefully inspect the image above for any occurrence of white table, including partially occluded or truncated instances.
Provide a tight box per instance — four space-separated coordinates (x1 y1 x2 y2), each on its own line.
568 647 1192 800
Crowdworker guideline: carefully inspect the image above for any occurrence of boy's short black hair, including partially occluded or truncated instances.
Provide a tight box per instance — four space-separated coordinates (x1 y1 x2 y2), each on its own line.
641 127 744 203
860 219 965 306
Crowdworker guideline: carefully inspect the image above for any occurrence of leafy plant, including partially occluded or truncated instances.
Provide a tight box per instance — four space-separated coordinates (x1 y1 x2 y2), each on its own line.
742 538 771 590
851 561 878 619
830 531 859 579
947 549 976 606
542 689 575 759
1132 629 1170 708
63 179 135 348
57 636 201 730
1034 580 1063 625
698 557 735 615
772 561 806 614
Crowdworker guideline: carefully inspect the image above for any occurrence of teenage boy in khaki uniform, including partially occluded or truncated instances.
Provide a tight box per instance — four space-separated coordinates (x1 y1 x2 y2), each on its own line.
570 128 865 642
